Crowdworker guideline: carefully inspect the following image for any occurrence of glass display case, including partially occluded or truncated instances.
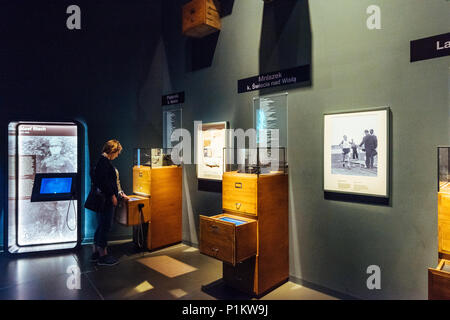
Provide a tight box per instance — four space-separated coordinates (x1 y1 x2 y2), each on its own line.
134 148 180 168
134 148 151 167
133 148 151 196
151 148 179 167
223 147 287 175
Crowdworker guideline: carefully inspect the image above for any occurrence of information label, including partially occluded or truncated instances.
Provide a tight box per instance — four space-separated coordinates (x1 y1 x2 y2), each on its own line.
238 65 310 93
162 92 185 106
410 32 450 62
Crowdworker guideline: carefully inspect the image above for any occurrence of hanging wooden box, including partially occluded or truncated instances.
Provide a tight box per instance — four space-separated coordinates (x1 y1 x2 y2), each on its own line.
182 0 221 38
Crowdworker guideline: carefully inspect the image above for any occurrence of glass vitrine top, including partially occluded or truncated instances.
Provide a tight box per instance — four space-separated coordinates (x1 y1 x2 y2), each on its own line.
134 148 180 167
223 147 287 175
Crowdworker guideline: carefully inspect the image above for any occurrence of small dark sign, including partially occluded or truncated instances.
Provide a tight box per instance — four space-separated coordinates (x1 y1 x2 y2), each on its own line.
162 92 185 106
237 65 310 94
411 32 450 62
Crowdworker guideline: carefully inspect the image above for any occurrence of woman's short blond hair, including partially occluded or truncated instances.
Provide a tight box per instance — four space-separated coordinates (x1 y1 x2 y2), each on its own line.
102 139 122 155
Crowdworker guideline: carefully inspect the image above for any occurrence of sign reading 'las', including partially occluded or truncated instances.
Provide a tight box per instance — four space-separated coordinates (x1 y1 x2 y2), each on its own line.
411 32 450 62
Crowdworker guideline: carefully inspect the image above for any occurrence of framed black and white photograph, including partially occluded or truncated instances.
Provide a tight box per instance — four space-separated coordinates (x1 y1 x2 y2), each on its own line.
324 107 389 198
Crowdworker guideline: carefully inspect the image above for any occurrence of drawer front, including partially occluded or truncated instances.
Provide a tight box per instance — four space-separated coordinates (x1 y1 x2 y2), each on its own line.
200 216 236 265
222 175 257 215
439 192 450 221
115 198 150 226
429 260 450 299
200 214 257 265
133 166 151 196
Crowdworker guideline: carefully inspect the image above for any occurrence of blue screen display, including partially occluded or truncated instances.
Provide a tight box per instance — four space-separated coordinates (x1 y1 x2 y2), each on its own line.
40 177 72 194
218 217 246 226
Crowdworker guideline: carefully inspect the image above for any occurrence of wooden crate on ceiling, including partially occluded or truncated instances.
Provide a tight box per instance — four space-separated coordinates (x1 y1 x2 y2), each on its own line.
182 0 221 38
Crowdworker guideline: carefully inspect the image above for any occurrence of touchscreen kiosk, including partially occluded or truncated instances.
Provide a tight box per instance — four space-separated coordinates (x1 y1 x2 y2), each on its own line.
7 121 82 253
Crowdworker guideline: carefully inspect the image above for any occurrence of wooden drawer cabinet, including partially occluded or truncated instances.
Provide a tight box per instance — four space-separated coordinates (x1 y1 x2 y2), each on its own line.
148 166 182 250
429 259 450 299
439 192 450 255
199 214 257 266
200 171 288 296
223 257 256 293
222 173 257 215
115 195 150 226
129 165 182 251
133 166 151 197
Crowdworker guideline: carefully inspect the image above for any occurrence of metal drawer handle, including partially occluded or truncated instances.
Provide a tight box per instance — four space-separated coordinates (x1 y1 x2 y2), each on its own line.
235 182 242 189
236 202 242 209
210 225 218 230
211 247 219 255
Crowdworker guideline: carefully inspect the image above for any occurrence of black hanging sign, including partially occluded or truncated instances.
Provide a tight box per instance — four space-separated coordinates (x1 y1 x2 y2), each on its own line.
410 32 450 63
162 92 185 106
237 65 310 94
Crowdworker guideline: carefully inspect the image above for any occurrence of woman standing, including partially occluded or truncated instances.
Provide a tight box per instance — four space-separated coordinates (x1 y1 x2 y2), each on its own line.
91 139 123 266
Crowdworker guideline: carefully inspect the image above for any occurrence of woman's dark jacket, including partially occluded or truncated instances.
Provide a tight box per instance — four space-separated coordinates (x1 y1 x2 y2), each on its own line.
92 155 119 200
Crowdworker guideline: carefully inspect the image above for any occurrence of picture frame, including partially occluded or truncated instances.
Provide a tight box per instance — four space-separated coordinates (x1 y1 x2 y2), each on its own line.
196 121 228 181
323 107 390 200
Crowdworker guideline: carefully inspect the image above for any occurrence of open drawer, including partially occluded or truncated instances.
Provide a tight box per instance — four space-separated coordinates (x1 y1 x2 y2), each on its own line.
115 195 150 226
199 213 257 266
429 259 450 299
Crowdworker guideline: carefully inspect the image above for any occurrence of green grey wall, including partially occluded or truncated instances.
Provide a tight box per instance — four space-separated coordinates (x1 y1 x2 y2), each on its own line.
160 0 450 299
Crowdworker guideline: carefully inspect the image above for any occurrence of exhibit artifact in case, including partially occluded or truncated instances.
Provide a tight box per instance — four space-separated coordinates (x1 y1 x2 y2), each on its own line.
199 148 288 296
429 146 450 299
116 148 182 251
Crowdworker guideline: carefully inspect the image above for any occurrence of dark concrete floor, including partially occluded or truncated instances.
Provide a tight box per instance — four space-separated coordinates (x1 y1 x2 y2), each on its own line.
0 242 337 300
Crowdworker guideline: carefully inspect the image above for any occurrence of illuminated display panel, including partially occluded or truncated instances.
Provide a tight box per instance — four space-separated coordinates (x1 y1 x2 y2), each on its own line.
8 122 78 251
40 177 73 194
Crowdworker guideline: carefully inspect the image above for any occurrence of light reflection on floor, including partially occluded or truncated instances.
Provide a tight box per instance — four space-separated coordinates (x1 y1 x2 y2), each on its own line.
137 255 198 278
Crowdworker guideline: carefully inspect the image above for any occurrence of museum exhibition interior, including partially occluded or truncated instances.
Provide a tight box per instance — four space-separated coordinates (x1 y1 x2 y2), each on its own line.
0 0 449 304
